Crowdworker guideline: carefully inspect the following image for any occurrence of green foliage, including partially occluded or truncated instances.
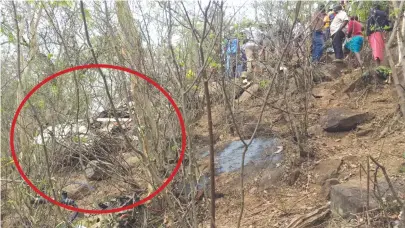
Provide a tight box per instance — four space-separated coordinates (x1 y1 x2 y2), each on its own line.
259 79 270 88
185 69 195 80
73 135 87 143
1 25 15 43
207 56 220 69
79 73 86 80
1 157 14 167
36 99 45 109
171 145 178 152
49 0 73 8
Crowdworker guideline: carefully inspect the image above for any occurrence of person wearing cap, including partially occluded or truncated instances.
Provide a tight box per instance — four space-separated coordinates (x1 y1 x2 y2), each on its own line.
310 4 327 63
330 4 349 62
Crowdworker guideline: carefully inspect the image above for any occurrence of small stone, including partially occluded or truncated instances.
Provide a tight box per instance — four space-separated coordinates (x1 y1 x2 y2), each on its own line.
85 160 109 181
356 129 373 137
312 88 336 98
308 124 323 137
249 187 257 194
288 169 301 186
63 181 92 200
122 153 140 168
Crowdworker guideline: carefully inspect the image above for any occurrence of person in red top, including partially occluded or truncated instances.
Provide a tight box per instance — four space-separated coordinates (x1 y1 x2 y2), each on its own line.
344 16 364 67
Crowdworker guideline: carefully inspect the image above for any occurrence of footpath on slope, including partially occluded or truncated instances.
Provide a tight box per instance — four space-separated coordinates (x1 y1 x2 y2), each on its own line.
194 62 405 228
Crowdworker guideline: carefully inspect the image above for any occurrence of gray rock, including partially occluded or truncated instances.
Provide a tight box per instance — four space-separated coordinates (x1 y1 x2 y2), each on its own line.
330 181 379 218
312 88 336 98
85 160 109 181
356 129 373 137
63 181 92 200
307 124 323 137
320 108 374 132
122 153 140 168
288 169 301 186
238 84 259 102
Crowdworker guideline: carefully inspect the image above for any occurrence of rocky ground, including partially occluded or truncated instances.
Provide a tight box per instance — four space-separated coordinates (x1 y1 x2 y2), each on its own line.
193 62 405 227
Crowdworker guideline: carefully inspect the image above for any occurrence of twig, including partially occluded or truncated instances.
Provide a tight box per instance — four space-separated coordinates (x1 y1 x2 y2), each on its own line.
369 156 404 207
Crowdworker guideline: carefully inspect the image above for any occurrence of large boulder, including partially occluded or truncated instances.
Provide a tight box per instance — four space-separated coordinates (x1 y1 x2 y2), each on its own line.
122 153 141 168
320 108 374 132
331 178 405 218
85 160 110 181
238 84 259 102
330 181 379 218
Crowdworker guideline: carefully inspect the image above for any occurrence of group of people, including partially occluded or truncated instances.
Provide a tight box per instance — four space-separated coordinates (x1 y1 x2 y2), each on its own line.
223 25 267 80
311 2 391 68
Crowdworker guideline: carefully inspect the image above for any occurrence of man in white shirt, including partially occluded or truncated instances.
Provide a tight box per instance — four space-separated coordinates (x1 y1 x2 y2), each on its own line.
330 4 349 62
242 27 265 73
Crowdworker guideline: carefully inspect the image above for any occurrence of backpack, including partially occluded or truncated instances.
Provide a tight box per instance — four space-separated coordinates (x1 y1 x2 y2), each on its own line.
329 12 336 22
370 9 393 32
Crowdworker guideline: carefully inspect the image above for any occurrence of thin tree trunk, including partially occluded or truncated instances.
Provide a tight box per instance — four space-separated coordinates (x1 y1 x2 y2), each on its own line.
386 0 405 117
204 79 216 228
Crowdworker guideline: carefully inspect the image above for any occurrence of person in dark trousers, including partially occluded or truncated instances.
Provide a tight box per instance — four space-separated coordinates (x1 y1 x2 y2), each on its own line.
310 4 326 63
330 5 349 62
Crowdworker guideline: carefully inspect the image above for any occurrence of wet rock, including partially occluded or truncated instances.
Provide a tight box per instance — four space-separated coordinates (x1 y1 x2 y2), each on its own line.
330 181 379 218
85 160 109 181
320 108 374 132
238 84 259 102
312 88 336 98
321 178 339 200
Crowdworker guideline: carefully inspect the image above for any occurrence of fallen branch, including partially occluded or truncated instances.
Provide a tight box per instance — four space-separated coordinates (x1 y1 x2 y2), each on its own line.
379 112 401 138
287 203 331 228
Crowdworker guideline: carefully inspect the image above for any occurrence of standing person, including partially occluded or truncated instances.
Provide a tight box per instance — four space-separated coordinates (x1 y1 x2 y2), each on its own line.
330 5 349 62
311 4 326 63
345 16 364 67
366 4 389 66
323 9 333 42
242 26 264 73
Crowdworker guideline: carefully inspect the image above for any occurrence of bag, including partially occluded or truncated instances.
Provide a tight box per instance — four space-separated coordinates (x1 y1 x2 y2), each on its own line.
371 9 393 32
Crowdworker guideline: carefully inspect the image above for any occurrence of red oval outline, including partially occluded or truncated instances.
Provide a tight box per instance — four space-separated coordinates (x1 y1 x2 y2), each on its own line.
9 64 186 214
